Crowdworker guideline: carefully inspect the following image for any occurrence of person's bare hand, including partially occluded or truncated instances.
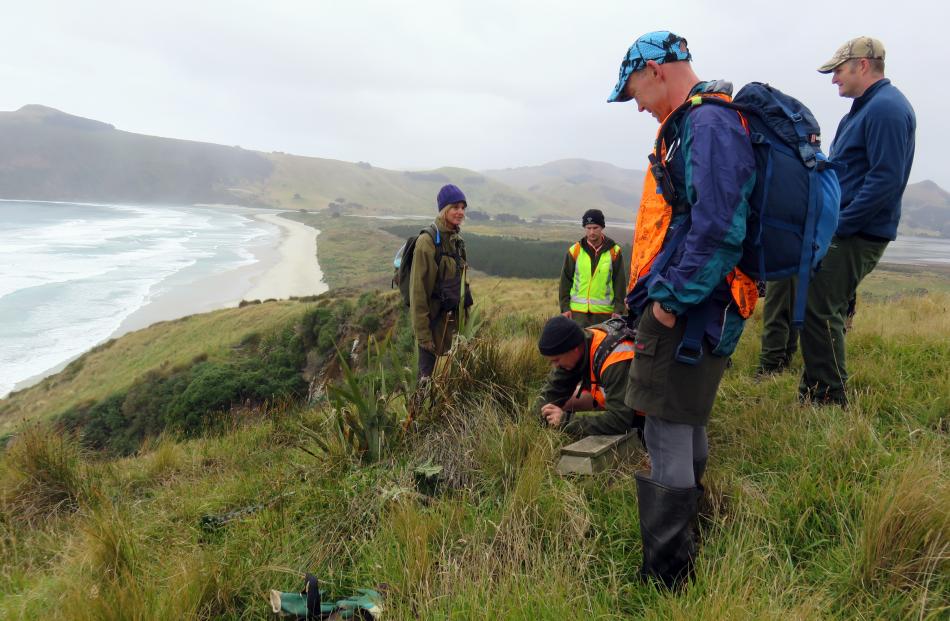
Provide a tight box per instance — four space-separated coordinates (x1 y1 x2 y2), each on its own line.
541 403 566 427
561 310 572 319
652 301 676 329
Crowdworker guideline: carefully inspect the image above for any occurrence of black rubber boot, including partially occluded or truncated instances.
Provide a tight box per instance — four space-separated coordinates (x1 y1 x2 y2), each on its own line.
635 471 702 589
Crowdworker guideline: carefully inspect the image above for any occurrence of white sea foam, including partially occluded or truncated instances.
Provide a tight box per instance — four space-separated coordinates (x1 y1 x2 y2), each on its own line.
0 201 278 397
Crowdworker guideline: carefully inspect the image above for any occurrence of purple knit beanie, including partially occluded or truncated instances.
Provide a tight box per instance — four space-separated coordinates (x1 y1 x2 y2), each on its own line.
437 184 467 211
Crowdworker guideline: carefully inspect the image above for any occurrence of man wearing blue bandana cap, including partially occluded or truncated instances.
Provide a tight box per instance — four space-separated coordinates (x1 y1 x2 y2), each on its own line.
607 31 692 104
607 31 757 590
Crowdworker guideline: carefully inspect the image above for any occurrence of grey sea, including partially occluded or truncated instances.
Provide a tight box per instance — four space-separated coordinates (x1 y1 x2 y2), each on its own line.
880 235 950 265
0 201 279 398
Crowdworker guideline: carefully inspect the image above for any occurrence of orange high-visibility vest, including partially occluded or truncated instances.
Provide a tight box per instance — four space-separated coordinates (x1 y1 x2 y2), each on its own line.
587 326 635 408
626 95 758 319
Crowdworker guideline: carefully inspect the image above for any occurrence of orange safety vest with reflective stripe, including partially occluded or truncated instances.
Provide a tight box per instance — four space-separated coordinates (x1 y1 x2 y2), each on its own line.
626 94 759 320
569 242 621 314
587 326 635 408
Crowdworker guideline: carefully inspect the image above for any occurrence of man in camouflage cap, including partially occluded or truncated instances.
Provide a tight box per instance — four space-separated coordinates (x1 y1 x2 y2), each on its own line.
816 36 886 75
760 36 894 377
797 37 916 406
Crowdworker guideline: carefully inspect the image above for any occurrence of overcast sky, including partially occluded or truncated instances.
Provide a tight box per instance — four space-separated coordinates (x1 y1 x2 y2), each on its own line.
2 1 944 187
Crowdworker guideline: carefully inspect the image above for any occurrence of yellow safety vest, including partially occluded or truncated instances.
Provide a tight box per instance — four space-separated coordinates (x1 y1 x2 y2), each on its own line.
569 242 620 314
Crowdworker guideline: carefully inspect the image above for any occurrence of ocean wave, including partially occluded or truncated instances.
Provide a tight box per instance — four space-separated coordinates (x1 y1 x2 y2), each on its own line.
0 202 279 398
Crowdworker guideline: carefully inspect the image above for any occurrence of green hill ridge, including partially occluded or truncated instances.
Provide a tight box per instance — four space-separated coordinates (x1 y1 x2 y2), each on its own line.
1 105 948 234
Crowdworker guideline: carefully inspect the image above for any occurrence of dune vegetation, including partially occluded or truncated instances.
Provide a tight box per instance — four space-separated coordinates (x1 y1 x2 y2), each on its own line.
0 273 947 619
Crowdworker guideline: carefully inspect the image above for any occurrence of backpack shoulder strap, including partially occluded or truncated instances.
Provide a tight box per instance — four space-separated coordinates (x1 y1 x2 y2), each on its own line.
650 95 747 213
591 318 635 384
422 224 443 264
654 95 745 157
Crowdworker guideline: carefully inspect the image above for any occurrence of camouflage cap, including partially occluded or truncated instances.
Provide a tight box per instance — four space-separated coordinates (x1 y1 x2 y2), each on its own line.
817 36 886 73
607 31 691 103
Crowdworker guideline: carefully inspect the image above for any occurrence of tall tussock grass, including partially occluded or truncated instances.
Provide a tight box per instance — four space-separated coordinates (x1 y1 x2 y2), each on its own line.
856 444 949 591
426 329 548 413
0 426 94 524
377 404 601 618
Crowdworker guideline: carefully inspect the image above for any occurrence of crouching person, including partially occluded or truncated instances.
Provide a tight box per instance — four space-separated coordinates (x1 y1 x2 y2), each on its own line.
409 184 472 378
535 315 645 441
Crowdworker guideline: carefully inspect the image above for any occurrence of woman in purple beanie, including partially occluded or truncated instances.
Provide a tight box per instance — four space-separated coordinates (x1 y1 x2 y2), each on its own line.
408 184 473 378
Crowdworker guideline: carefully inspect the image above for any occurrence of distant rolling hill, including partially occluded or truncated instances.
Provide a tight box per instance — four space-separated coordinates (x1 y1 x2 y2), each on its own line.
482 158 645 221
0 105 947 235
0 105 555 217
483 159 950 237
258 155 554 217
901 180 950 237
0 105 273 205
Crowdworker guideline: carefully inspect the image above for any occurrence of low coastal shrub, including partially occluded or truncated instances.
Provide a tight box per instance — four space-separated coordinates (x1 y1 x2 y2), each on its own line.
53 293 407 456
56 325 310 454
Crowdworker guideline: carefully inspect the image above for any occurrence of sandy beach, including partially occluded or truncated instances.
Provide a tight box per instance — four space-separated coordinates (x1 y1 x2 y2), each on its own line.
113 210 327 337
244 213 328 300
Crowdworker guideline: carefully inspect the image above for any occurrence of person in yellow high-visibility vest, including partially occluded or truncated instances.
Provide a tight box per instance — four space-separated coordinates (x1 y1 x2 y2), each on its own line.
558 209 626 328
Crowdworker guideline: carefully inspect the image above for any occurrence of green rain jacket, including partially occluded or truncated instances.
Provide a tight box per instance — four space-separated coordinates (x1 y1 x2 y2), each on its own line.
409 212 470 355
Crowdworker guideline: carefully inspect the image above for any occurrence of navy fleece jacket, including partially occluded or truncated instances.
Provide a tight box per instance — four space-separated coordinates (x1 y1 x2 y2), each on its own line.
829 78 916 240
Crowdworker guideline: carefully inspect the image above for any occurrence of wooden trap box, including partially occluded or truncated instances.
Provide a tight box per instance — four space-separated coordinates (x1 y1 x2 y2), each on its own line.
556 431 639 475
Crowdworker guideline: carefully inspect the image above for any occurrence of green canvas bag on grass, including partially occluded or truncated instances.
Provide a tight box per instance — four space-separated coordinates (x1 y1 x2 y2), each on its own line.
269 574 383 620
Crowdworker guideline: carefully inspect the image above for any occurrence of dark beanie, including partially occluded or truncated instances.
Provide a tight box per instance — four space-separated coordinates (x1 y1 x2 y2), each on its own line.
437 184 467 211
538 316 585 356
582 209 605 228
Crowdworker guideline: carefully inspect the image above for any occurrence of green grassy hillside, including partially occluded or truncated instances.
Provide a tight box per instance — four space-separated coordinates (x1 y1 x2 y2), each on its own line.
901 180 950 237
1 271 947 619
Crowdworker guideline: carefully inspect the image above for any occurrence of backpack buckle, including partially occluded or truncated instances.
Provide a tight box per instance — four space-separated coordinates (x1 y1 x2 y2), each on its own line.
798 143 818 169
674 338 704 365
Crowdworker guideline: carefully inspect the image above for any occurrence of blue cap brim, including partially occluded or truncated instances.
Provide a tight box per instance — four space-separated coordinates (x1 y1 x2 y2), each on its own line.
607 72 633 103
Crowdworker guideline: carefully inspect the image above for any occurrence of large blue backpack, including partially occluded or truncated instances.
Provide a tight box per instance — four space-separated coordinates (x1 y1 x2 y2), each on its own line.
654 82 841 328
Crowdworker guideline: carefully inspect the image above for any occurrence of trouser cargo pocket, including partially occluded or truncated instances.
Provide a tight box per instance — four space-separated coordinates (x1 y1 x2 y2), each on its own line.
625 306 729 426
627 308 674 396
